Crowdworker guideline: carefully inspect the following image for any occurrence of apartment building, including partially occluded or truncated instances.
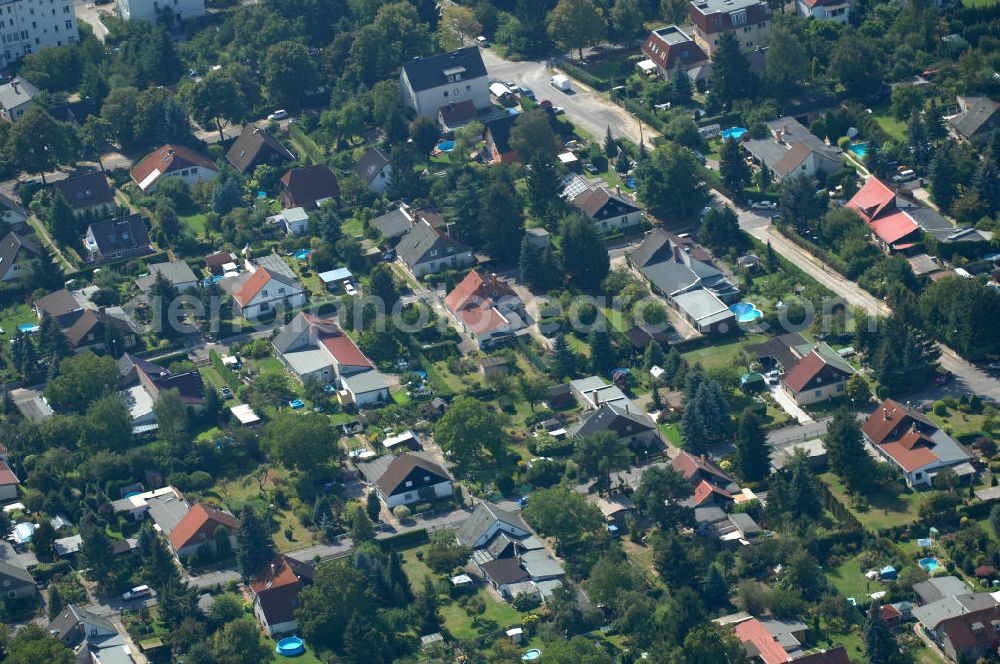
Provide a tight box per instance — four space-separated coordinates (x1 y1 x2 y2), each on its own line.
688 0 771 54
0 0 77 69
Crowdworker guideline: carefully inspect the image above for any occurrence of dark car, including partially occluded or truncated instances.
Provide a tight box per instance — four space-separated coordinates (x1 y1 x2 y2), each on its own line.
935 371 952 385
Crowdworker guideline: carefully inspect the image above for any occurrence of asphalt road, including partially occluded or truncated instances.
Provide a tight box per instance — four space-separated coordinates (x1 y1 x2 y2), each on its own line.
480 48 658 148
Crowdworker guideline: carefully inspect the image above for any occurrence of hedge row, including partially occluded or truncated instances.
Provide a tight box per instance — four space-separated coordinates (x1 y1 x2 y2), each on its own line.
377 528 429 551
556 60 611 92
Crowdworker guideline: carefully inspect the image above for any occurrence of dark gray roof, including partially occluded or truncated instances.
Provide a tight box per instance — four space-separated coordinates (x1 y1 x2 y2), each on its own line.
396 220 470 268
455 501 530 549
401 47 487 93
372 208 413 239
87 214 151 259
49 604 115 640
53 172 114 211
0 231 36 280
573 401 655 439
0 78 38 110
744 117 842 177
571 185 641 221
913 576 971 605
0 560 34 588
744 333 809 373
353 147 390 184
136 261 198 291
226 124 295 174
950 96 1000 140
913 592 996 630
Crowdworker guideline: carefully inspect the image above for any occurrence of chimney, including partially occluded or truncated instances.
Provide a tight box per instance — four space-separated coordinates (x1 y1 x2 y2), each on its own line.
625 403 629 413
672 242 681 262
11 79 18 94
883 407 889 420
270 562 276 576
616 185 621 196
592 390 600 407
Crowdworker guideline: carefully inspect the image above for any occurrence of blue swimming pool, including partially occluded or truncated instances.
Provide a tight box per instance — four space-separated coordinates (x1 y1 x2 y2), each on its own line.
294 249 312 260
16 323 39 333
521 650 541 661
849 142 869 158
437 140 455 152
288 399 304 409
919 557 942 573
276 636 305 657
721 127 748 140
730 302 763 323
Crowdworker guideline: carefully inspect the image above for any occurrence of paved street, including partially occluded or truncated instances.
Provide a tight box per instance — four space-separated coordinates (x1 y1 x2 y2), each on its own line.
74 0 111 42
480 49 658 148
187 568 241 589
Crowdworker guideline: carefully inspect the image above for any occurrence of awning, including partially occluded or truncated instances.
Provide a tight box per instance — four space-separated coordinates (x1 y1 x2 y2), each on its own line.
636 59 657 73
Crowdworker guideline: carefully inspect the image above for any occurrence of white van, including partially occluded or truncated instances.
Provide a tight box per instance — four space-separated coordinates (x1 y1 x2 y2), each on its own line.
550 75 572 92
123 585 152 601
475 36 488 47
892 169 916 183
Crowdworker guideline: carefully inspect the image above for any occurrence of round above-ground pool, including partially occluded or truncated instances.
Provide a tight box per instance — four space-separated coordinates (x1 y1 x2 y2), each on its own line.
919 557 942 574
276 636 305 657
848 142 869 158
721 127 748 140
730 302 763 323
521 649 542 661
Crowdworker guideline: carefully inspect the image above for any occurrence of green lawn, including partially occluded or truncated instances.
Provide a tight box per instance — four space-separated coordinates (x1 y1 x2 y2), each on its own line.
826 553 883 601
681 333 764 372
179 212 207 234
658 423 682 446
0 303 37 342
963 0 998 6
925 406 989 441
873 114 907 142
820 472 930 532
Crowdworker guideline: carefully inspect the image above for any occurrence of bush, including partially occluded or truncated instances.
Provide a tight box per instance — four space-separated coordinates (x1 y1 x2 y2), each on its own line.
512 592 541 611
933 401 948 417
393 505 412 520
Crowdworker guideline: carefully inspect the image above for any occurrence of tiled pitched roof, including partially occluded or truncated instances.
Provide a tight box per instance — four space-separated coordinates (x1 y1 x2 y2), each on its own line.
280 165 340 207
401 47 487 93
0 231 36 280
868 210 919 245
86 214 151 259
53 172 114 210
233 268 271 306
374 452 451 496
352 147 390 184
641 25 707 72
444 270 519 335
130 145 217 191
168 503 238 552
672 451 735 486
226 125 294 174
0 460 19 487
847 177 897 223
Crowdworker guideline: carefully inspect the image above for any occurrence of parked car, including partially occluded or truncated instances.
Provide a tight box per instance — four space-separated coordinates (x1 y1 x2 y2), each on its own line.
550 75 572 92
988 362 1000 372
553 106 565 115
267 110 289 121
344 282 358 296
475 36 488 47
935 371 952 385
752 200 778 210
518 86 535 100
892 169 916 183
220 386 232 399
583 163 598 174
123 585 152 601
538 99 553 110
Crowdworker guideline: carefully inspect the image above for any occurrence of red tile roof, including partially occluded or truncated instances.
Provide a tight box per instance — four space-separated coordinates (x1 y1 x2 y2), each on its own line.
861 399 932 446
847 177 896 223
782 350 827 394
863 399 945 471
879 440 938 472
130 145 217 192
692 479 732 506
0 460 19 486
672 451 735 487
168 503 238 552
233 268 272 306
444 270 519 335
735 618 793 664
319 331 371 369
869 210 919 246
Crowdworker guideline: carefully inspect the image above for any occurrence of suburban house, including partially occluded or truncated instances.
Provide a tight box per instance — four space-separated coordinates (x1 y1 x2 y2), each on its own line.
267 206 311 236
119 353 207 415
167 503 238 560
563 175 645 233
34 287 139 354
0 460 19 501
795 0 851 22
744 118 843 181
83 213 152 263
780 344 855 406
109 486 185 523
444 270 527 349
222 253 307 320
250 556 313 637
135 260 199 295
205 251 237 276
372 204 445 242
587 493 636 532
733 616 850 664
49 603 138 664
358 452 454 509
688 0 771 54
0 78 38 121
484 114 519 164
455 501 565 603
639 25 708 80
353 147 392 194
396 217 474 278
115 0 204 23
862 399 974 487
279 164 340 210
912 592 1000 663
569 376 632 411
438 99 480 131
400 46 491 120
628 229 739 334
948 95 1000 143
0 553 35 600
0 231 37 282
226 124 295 174
846 177 921 252
130 145 219 193
571 401 661 451
340 370 390 408
0 193 29 230
914 576 971 605
53 171 116 217
673 450 740 493
273 312 371 384
745 334 855 406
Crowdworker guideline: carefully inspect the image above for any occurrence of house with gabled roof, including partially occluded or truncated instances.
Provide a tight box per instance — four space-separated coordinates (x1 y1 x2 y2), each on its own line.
0 556 35 600
689 0 771 54
279 164 339 211
0 460 19 501
733 616 849 664
400 47 491 120
83 213 152 263
396 217 474 278
221 254 307 320
0 231 37 283
353 147 392 194
912 592 1000 663
49 603 117 650
673 450 740 493
779 342 855 406
744 118 843 182
846 177 921 253
640 25 707 80
130 145 218 193
357 452 454 509
564 176 644 234
795 0 851 22
250 556 312 636
135 260 199 295
167 503 238 560
444 270 526 348
949 96 1000 143
484 114 519 164
226 124 295 174
571 401 661 451
862 398 973 487
33 287 139 354
119 353 207 407
0 192 28 231
272 311 372 384
53 172 116 218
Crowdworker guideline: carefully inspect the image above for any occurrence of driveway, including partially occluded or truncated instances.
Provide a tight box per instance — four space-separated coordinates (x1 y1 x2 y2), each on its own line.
766 417 833 448
768 382 813 424
74 0 111 42
187 568 241 589
480 49 658 148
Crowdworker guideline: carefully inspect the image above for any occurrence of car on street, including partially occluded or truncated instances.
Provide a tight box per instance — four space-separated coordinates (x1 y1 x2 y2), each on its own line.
553 106 565 115
267 110 289 121
751 200 778 210
538 99 553 110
